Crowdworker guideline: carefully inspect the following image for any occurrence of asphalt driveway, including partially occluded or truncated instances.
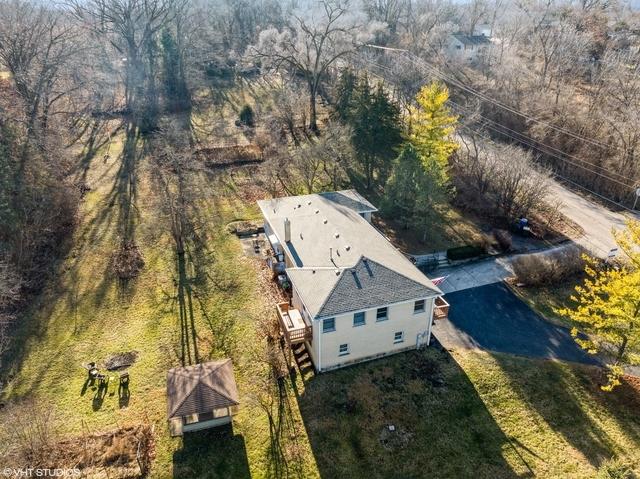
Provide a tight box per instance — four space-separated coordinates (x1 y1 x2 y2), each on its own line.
432 282 599 365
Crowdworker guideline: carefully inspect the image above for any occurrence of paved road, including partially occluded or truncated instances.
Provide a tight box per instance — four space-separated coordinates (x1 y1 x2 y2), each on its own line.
548 179 637 258
432 283 599 365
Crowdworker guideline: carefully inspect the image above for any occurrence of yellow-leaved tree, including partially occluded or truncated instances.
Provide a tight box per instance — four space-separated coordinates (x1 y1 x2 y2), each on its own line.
558 220 640 390
407 82 458 174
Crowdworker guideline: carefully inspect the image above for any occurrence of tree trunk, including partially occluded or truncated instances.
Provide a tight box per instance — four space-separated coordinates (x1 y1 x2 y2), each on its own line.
309 84 318 132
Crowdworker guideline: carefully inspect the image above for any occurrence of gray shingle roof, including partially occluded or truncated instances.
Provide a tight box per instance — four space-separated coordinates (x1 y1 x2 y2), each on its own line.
258 191 441 318
316 256 438 318
167 359 239 419
318 189 377 213
452 32 491 46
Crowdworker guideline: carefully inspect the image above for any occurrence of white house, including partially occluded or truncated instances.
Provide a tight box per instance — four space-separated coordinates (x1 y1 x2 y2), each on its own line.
258 190 448 372
446 31 492 62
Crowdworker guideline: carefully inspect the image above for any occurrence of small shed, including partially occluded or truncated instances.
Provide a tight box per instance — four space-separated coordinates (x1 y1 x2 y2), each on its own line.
167 359 240 436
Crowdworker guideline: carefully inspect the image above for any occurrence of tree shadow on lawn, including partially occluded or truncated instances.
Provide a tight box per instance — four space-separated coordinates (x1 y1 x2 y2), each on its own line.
297 348 525 479
491 353 640 470
172 424 250 479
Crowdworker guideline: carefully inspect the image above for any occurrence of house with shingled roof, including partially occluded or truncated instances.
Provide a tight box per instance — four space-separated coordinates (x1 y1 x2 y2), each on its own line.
258 190 448 372
447 30 492 63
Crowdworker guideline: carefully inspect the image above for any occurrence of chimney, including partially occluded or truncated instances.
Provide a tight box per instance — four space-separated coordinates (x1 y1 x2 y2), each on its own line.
284 217 291 242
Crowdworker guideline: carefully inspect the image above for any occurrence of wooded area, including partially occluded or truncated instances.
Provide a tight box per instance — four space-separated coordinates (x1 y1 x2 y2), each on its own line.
1 0 640 474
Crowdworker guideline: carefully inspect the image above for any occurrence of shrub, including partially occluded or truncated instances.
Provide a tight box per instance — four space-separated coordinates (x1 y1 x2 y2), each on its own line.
494 229 513 252
110 240 145 280
511 245 584 286
595 458 634 479
447 245 486 261
239 104 255 127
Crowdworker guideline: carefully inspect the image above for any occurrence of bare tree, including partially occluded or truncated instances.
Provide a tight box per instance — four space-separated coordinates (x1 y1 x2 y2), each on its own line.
70 0 178 131
0 0 80 135
251 0 366 131
454 133 552 219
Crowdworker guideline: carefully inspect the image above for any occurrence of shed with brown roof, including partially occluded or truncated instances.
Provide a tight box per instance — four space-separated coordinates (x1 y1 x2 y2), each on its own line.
167 359 240 436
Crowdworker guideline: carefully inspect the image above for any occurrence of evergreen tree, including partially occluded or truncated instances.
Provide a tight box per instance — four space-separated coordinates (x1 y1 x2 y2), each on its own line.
333 69 357 122
350 76 402 189
383 143 448 240
161 29 190 113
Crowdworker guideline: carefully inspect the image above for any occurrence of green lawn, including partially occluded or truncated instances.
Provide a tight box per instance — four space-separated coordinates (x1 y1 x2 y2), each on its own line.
301 348 640 478
0 133 318 478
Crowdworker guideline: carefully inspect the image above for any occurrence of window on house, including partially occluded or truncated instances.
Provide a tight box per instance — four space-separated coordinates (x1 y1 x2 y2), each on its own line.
339 343 349 356
213 407 229 418
394 331 404 343
414 300 425 314
353 311 365 327
323 317 335 333
376 307 388 321
183 413 199 425
198 411 214 422
455 45 462 50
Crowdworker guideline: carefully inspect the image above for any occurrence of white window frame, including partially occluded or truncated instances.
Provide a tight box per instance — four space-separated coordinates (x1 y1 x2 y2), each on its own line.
393 331 404 344
338 343 349 356
376 307 388 322
353 311 366 327
414 300 425 314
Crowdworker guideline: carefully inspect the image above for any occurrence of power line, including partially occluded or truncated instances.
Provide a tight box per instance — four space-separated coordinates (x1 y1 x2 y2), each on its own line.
446 101 638 189
363 44 631 155
456 123 638 217
356 54 638 191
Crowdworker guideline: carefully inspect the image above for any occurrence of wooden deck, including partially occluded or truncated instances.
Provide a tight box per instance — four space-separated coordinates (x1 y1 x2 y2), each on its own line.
434 296 450 320
277 302 312 344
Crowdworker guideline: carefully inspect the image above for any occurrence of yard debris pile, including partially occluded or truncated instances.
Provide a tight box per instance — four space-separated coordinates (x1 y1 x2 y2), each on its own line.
57 424 154 478
111 241 145 280
104 351 139 371
228 220 263 236
195 144 263 169
1 420 154 479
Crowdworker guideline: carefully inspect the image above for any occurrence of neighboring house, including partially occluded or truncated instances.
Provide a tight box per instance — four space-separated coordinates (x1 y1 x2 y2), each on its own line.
446 31 492 62
258 190 448 373
167 359 240 436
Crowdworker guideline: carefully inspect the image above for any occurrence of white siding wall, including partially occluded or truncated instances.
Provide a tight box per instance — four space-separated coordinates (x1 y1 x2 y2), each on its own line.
313 297 434 371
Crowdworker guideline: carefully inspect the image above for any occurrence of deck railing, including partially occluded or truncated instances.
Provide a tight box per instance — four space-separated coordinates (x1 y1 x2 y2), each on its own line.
276 302 312 344
433 296 450 320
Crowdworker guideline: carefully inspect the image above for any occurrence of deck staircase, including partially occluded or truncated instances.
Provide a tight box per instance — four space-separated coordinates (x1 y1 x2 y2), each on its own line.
292 342 315 379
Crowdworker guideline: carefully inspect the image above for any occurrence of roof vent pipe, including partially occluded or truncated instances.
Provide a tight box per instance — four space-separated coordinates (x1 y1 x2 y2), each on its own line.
284 217 291 242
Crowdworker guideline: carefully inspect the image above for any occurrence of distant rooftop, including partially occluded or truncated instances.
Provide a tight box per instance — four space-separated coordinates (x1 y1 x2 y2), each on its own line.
257 190 440 318
452 32 491 46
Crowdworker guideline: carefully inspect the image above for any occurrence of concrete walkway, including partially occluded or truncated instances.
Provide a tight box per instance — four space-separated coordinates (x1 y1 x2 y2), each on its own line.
435 256 514 294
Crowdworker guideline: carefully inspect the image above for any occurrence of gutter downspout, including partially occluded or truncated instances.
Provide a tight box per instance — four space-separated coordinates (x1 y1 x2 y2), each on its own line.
317 317 322 373
426 296 436 346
